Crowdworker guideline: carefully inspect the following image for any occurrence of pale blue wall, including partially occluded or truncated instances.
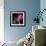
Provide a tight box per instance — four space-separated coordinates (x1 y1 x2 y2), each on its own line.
40 0 46 27
4 0 40 42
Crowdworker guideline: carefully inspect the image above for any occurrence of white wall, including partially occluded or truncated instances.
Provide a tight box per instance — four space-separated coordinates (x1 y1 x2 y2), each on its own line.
0 0 4 42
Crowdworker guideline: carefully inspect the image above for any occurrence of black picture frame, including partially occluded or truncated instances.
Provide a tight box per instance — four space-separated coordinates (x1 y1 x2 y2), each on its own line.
10 11 26 27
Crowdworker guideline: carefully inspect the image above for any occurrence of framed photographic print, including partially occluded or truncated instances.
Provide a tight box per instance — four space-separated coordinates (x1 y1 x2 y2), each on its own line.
10 11 26 27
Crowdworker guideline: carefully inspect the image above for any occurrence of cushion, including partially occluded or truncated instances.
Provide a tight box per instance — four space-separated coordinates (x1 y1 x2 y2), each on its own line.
17 37 25 46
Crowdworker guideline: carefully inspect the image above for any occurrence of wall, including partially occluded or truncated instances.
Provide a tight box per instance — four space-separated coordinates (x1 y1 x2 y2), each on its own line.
4 0 40 42
0 0 4 42
40 0 46 27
